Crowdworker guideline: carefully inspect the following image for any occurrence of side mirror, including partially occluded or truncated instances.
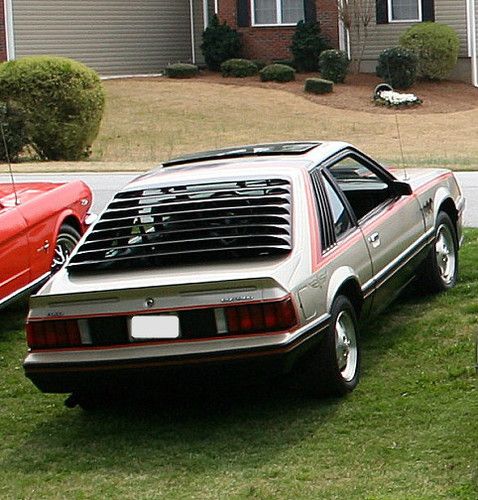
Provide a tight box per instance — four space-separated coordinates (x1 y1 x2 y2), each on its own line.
392 180 412 196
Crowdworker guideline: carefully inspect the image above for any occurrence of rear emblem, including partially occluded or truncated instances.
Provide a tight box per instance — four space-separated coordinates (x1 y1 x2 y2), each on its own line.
221 296 254 303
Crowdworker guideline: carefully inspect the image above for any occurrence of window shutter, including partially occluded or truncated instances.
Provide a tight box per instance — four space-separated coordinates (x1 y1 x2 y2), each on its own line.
376 0 388 24
421 0 435 21
304 0 317 22
237 0 250 27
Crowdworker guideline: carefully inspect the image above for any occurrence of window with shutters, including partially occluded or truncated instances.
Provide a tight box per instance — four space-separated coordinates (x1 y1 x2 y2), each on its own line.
251 0 305 26
388 0 421 22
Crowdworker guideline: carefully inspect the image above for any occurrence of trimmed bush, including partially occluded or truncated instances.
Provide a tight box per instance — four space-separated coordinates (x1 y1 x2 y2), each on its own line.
165 63 199 78
0 56 105 161
201 15 242 71
376 47 418 89
272 59 297 70
0 101 28 162
221 58 258 77
304 78 333 94
290 20 329 72
399 22 459 80
319 49 350 83
259 64 296 82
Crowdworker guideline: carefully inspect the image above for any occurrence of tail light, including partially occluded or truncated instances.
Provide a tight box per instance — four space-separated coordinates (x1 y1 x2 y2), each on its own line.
26 320 82 349
224 298 298 335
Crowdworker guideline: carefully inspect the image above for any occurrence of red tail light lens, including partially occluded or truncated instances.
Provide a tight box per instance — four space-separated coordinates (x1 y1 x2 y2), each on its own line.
225 298 297 335
26 320 82 349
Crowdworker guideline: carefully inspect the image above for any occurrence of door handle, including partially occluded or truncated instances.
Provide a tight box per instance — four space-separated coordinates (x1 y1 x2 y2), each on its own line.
368 232 381 248
37 240 50 253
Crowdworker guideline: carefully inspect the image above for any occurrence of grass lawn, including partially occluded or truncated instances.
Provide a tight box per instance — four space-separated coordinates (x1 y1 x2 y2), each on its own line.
2 78 478 173
0 231 477 498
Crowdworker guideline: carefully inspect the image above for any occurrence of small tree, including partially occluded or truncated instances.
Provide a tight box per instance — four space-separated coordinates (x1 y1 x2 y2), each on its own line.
201 15 242 71
337 0 374 73
290 21 328 72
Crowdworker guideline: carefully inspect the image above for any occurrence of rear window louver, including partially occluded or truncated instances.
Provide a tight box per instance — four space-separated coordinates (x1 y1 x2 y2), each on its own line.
67 178 292 272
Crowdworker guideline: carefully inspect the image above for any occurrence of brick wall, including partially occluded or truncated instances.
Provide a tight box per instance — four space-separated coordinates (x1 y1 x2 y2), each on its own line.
0 0 7 61
218 0 339 61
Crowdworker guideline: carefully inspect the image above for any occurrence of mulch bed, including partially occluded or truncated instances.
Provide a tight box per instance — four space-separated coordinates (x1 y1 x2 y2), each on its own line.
192 71 478 114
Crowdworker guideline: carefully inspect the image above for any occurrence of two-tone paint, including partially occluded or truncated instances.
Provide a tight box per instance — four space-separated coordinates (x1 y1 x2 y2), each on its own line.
23 142 464 393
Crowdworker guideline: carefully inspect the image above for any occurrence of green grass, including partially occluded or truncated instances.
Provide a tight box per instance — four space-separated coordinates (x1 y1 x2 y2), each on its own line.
1 232 477 498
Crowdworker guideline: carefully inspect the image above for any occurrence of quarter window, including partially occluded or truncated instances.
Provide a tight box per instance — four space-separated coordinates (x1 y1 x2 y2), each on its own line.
322 176 353 239
252 0 304 25
327 156 392 221
388 0 421 22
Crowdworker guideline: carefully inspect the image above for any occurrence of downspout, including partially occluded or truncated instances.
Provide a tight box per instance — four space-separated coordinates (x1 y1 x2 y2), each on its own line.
214 0 218 14
337 1 351 59
189 0 196 64
203 0 209 28
3 0 15 60
468 0 477 87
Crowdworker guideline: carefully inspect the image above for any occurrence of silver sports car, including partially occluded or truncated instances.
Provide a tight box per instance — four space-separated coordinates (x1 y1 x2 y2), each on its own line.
24 141 464 407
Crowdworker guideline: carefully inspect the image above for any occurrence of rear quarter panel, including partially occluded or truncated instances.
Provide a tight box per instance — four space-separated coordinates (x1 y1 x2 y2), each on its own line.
18 181 92 282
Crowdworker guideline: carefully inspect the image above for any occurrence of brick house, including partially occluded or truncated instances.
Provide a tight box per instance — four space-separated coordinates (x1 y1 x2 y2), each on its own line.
214 0 477 86
216 1 340 61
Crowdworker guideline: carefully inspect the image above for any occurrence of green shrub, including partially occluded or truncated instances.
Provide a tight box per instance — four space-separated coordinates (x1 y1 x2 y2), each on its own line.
165 63 199 78
290 20 328 72
304 78 333 94
272 59 297 70
376 47 418 89
0 56 105 161
201 15 242 71
259 64 296 82
319 49 350 83
399 22 459 80
0 101 28 162
221 58 258 77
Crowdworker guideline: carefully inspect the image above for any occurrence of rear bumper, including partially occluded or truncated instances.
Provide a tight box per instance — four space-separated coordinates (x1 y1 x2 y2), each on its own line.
24 314 330 393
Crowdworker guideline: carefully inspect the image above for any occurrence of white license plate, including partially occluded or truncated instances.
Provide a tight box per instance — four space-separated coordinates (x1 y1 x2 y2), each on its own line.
129 315 180 340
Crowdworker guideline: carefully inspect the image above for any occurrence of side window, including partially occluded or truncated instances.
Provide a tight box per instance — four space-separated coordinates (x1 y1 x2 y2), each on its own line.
328 156 392 221
322 175 353 239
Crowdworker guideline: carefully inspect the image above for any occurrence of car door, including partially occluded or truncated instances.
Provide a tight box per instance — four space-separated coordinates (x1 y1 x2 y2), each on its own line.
18 199 57 283
0 202 30 303
325 151 425 313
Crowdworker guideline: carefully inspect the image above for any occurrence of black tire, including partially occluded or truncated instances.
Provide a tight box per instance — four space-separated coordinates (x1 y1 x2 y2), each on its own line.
301 295 360 398
51 224 81 273
420 211 458 293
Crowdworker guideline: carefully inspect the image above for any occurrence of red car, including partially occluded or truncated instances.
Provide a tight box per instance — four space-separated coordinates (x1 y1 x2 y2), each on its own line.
0 180 93 309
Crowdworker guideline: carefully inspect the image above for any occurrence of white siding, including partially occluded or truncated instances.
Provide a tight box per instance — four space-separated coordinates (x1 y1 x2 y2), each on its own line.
360 0 469 63
12 0 195 76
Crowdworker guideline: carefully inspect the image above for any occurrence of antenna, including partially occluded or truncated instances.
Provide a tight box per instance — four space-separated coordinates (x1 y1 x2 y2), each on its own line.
394 113 409 181
0 110 19 206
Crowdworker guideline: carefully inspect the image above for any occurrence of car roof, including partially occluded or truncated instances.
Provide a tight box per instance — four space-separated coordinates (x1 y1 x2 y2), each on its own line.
123 141 351 192
162 140 349 168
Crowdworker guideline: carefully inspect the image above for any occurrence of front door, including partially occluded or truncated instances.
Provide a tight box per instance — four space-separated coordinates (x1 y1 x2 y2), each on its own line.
325 152 425 312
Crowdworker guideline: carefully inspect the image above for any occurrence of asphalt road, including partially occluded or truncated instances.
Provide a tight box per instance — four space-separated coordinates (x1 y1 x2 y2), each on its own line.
1 171 477 227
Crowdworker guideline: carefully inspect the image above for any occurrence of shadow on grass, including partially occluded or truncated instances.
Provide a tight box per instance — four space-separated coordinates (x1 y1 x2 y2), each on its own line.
2 379 345 474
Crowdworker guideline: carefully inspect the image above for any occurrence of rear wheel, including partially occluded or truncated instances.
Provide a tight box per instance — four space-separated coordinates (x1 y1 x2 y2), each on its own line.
302 295 360 397
420 212 458 293
51 224 81 273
